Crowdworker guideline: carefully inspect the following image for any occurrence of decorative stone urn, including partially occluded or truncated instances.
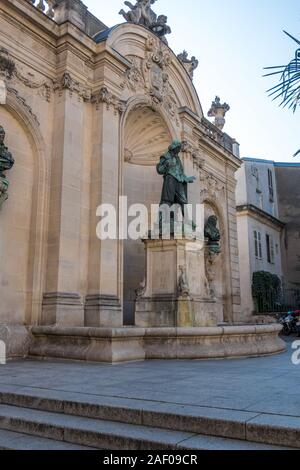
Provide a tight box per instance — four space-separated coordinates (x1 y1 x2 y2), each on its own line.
208 96 230 131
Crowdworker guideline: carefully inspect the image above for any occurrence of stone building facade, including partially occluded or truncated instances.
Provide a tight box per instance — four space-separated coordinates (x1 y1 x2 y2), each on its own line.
0 0 283 362
236 157 300 318
275 163 300 292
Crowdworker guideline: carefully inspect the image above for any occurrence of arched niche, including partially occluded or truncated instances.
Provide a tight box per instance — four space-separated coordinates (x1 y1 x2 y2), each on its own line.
122 104 172 325
0 96 48 327
204 200 226 320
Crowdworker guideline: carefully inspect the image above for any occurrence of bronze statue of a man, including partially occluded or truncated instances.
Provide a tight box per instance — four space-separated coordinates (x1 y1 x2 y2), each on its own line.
0 126 14 178
157 140 195 215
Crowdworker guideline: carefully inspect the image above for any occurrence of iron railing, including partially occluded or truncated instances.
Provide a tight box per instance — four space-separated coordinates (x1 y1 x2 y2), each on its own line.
254 288 300 314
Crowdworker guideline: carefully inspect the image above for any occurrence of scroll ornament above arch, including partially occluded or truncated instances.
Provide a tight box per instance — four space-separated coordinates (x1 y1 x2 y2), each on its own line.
121 36 180 126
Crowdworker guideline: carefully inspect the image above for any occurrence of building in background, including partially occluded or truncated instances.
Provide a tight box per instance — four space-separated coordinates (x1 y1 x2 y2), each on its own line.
236 158 284 319
275 163 300 294
236 158 300 318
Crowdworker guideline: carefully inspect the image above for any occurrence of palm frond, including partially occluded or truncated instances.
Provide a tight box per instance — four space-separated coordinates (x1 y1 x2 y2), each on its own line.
265 32 300 157
283 30 300 46
265 33 300 114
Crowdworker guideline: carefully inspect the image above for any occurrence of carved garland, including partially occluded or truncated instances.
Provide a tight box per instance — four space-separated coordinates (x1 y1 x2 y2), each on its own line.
0 49 127 116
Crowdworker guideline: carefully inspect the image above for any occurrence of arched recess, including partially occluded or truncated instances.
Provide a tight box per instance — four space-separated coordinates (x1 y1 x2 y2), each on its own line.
121 100 174 324
0 92 49 327
203 199 227 322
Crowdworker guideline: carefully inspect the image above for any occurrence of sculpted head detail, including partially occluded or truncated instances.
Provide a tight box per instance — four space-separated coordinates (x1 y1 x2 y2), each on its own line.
168 140 182 154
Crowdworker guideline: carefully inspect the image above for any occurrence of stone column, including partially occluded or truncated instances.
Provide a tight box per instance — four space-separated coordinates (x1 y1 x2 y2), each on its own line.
85 94 123 327
42 85 85 326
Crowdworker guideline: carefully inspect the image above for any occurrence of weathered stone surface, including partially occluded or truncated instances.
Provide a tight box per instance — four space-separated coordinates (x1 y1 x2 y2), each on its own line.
0 325 31 360
28 324 285 363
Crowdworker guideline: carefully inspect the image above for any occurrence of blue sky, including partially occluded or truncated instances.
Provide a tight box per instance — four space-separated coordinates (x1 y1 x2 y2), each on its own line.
85 0 299 162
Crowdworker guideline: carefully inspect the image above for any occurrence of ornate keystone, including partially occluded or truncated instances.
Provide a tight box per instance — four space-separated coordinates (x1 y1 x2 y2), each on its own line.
208 96 230 130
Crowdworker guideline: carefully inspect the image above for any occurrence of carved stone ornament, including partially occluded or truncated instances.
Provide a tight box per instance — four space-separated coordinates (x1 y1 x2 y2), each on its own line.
177 50 199 79
181 141 205 171
91 87 126 115
122 37 179 124
7 86 40 125
177 265 190 298
119 0 171 45
53 72 91 101
0 49 93 105
199 171 225 202
135 278 146 299
204 250 219 299
208 96 230 131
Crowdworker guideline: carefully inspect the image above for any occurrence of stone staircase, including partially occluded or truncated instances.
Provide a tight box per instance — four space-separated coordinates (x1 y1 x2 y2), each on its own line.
0 385 298 450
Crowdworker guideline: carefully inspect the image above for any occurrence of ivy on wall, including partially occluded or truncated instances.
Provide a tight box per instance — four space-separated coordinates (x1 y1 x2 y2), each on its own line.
252 271 282 313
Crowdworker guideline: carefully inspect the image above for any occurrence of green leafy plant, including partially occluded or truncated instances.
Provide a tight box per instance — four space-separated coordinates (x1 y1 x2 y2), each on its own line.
252 271 282 313
264 31 300 157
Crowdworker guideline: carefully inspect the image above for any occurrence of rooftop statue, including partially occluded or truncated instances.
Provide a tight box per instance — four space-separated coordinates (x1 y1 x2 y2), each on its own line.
119 0 171 44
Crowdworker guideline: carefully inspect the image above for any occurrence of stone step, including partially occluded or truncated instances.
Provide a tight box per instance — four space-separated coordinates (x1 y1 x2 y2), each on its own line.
0 385 299 448
0 404 290 450
0 428 96 450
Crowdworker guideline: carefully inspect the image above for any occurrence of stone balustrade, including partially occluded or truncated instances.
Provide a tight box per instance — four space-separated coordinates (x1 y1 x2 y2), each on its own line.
201 117 237 155
27 0 55 19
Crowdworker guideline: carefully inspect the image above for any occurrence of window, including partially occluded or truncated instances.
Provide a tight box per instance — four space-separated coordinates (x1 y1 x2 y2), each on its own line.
268 169 274 202
254 230 262 259
266 234 275 264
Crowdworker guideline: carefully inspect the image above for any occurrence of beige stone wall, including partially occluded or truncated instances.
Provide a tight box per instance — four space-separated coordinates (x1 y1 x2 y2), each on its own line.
0 107 34 325
0 0 242 334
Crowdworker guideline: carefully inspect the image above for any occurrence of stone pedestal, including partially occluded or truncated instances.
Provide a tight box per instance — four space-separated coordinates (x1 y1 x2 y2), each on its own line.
135 237 223 328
